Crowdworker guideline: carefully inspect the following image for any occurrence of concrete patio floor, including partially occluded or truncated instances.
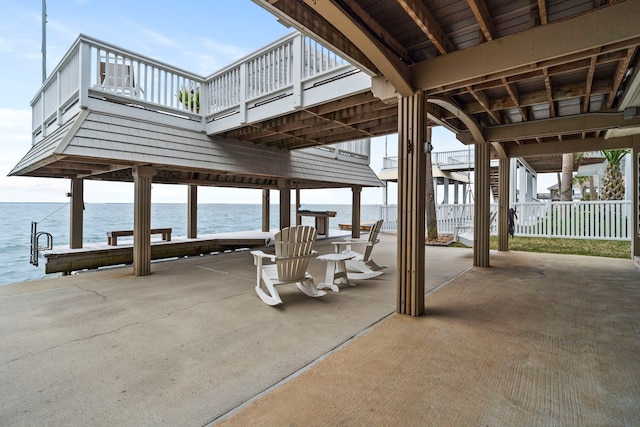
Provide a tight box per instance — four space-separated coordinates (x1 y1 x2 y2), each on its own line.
1 234 639 426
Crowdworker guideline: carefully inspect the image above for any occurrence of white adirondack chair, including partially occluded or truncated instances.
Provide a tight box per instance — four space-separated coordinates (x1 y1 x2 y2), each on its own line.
332 219 388 279
251 225 326 306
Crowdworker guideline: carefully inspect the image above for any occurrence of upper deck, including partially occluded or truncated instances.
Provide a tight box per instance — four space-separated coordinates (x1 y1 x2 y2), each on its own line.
30 31 382 160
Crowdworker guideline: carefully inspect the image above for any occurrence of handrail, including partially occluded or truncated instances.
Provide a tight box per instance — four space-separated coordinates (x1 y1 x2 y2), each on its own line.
382 150 475 168
30 221 53 267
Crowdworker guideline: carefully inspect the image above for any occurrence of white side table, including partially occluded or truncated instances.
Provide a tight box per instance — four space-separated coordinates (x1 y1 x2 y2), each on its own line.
317 253 356 292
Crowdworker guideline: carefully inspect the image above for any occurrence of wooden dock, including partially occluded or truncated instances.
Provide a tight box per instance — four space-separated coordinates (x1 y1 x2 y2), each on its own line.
42 232 273 274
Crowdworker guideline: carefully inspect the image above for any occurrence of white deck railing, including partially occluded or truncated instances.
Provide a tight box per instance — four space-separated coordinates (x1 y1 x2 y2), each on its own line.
30 32 371 162
382 150 605 171
379 200 632 241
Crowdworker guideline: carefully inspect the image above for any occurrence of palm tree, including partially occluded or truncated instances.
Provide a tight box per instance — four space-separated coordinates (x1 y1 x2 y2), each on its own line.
600 149 629 200
560 153 574 201
425 132 438 241
573 175 588 199
574 152 598 200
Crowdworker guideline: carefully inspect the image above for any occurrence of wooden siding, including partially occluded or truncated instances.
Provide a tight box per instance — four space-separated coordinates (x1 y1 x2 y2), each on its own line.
11 110 383 189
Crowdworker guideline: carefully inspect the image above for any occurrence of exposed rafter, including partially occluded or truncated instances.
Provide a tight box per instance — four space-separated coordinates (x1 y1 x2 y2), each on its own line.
607 47 637 109
467 86 501 124
501 78 527 122
582 52 599 113
542 68 556 118
342 0 412 64
396 0 454 54
537 0 548 25
467 0 495 41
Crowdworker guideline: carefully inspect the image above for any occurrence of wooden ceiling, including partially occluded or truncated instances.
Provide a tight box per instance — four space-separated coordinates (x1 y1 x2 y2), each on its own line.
217 92 398 149
247 0 640 166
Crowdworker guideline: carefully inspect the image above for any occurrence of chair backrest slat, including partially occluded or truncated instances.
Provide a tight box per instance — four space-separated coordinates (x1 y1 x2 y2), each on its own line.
362 219 383 261
275 225 317 281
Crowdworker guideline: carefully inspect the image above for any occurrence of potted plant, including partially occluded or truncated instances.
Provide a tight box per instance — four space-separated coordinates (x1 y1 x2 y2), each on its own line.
178 85 200 113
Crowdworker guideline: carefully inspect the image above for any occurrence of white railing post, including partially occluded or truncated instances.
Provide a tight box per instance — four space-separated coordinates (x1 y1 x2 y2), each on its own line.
78 42 91 109
40 88 46 139
239 62 247 124
292 34 303 109
56 69 62 125
200 80 209 125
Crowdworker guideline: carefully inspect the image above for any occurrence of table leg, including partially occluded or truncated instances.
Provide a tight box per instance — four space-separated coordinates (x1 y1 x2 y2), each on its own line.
334 260 355 287
318 261 340 293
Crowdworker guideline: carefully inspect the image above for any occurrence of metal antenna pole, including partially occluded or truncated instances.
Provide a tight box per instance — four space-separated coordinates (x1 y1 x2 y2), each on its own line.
42 0 47 82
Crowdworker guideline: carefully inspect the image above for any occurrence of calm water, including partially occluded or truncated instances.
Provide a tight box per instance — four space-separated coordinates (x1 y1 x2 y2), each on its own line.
0 203 382 286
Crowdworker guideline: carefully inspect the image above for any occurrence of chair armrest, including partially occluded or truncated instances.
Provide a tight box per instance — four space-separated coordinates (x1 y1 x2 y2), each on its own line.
251 250 276 265
335 239 369 245
332 240 374 253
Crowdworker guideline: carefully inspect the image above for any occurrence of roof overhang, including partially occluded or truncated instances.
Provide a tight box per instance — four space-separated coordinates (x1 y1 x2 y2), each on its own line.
10 110 383 190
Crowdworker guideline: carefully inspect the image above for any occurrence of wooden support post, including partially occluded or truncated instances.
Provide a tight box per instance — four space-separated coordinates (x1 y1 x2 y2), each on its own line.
632 137 640 261
352 185 362 239
69 178 84 249
187 185 197 239
397 92 426 316
279 179 291 229
133 165 154 276
474 143 491 267
498 158 510 251
295 188 301 226
262 189 270 232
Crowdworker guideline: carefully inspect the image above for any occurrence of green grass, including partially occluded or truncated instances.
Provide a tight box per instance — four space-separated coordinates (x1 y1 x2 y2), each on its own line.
452 236 631 259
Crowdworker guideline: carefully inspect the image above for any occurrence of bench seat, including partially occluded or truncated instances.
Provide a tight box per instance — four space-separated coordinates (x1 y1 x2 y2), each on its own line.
107 228 172 246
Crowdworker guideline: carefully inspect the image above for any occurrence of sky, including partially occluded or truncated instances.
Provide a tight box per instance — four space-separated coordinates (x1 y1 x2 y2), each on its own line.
0 0 553 205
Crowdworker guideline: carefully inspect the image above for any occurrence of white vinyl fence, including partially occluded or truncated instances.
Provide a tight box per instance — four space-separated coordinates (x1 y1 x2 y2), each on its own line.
379 201 632 241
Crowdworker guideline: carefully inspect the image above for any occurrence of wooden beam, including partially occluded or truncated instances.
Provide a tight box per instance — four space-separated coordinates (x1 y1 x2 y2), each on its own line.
537 0 548 25
463 79 612 115
397 0 454 54
582 53 599 113
505 135 635 157
607 47 637 109
412 0 640 91
467 0 495 41
467 86 502 125
543 68 556 118
502 78 528 121
429 42 637 95
485 113 640 142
